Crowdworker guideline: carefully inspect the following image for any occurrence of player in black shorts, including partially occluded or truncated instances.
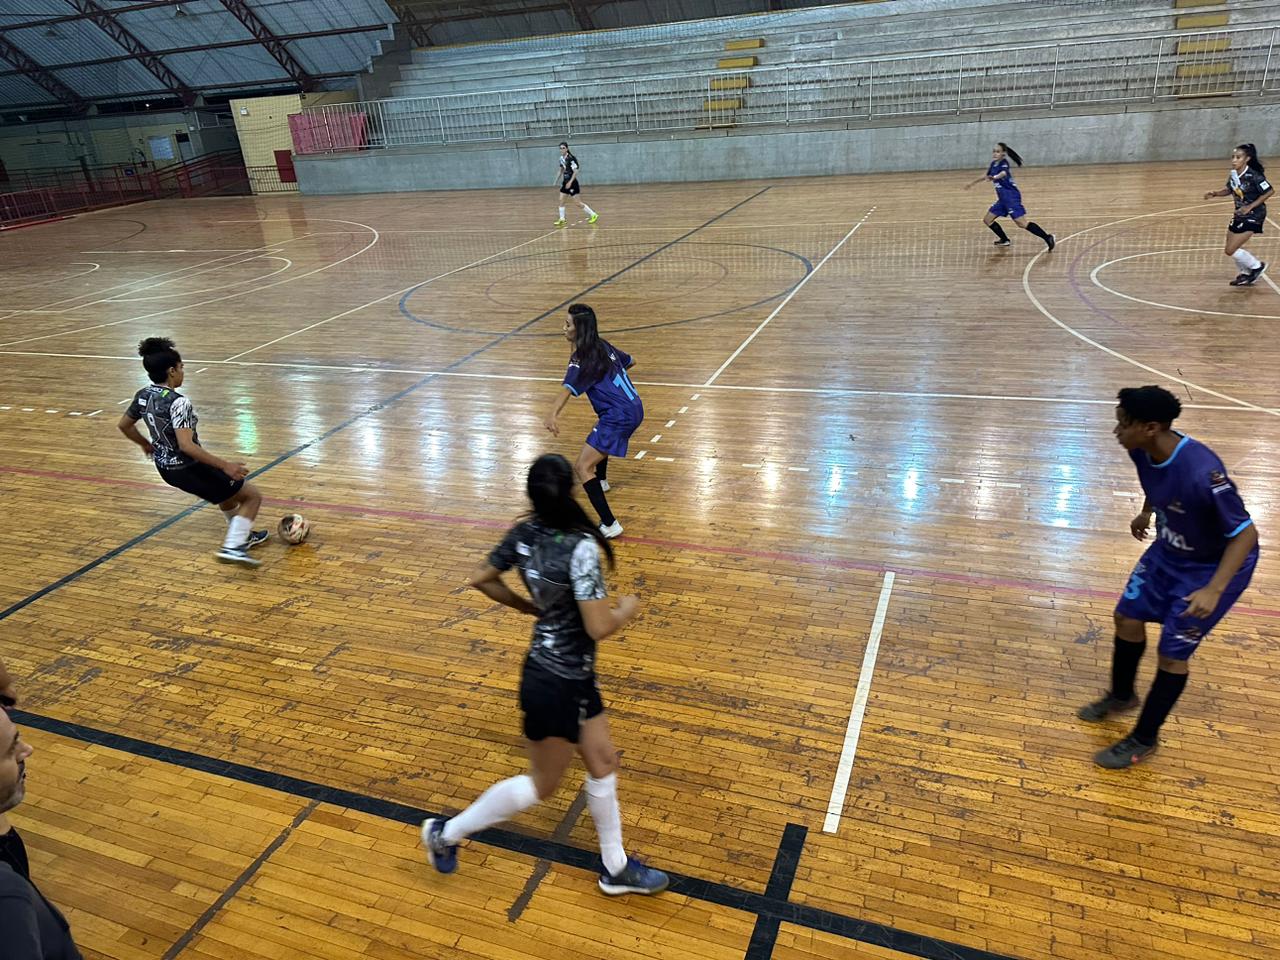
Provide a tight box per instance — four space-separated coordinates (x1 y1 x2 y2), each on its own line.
421 453 667 896
117 337 268 568
1204 143 1272 286
554 141 599 227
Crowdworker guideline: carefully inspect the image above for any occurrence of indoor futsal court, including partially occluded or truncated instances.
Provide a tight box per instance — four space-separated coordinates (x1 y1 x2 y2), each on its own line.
2 159 1278 960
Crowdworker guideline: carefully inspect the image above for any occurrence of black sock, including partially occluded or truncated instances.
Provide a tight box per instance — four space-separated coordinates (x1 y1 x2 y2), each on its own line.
595 457 608 484
987 221 1009 242
582 478 616 527
1025 221 1051 243
1110 635 1146 701
1132 669 1188 746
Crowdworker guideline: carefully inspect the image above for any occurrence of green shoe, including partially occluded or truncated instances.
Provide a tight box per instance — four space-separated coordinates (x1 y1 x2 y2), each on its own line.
588 213 599 224
554 218 567 227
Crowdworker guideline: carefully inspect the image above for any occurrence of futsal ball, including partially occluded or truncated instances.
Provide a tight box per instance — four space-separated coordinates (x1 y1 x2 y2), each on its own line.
278 514 310 544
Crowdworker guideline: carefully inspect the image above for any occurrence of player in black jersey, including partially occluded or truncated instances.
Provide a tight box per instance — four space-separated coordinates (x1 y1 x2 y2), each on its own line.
117 338 268 567
554 141 599 227
422 453 668 896
1204 143 1273 286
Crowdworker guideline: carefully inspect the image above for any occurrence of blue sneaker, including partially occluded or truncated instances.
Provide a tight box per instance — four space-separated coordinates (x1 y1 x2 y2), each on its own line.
421 818 457 874
598 856 669 896
245 529 270 549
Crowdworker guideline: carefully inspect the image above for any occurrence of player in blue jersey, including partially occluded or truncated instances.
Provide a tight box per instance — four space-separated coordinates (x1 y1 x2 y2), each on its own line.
1203 142 1272 286
544 304 643 539
965 143 1055 250
1079 386 1260 768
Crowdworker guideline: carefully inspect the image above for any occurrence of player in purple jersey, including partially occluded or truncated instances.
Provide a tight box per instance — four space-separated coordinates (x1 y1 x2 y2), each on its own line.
544 304 643 539
1203 143 1272 286
1079 386 1260 768
964 143 1054 250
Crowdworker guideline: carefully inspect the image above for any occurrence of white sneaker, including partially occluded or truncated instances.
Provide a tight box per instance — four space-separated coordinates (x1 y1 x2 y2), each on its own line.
215 546 261 568
599 521 623 539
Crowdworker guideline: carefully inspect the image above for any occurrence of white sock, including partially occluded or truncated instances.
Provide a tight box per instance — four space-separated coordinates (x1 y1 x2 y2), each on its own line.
1233 248 1261 271
223 515 251 550
582 205 596 217
558 206 565 220
442 775 539 844
586 773 627 875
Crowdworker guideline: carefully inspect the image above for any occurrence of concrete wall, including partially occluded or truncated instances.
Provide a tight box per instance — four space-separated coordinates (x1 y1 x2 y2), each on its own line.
295 99 1280 195
0 111 237 174
229 91 357 171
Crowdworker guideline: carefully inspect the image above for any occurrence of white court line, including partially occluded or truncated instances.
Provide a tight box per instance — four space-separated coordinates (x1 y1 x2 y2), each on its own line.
678 406 688 414
655 456 674 462
77 248 261 253
0 220 378 349
633 450 647 459
824 570 895 835
1088 248 1280 320
1021 201 1279 417
221 221 569 363
704 205 877 386
1260 217 1280 297
787 466 810 472
742 462 762 468
650 434 662 442
107 257 293 303
938 477 965 484
664 419 676 428
1 262 100 294
86 410 102 417
4 349 1279 414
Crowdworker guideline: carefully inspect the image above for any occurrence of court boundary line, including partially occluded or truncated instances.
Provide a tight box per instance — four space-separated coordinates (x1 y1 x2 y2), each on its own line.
1021 202 1279 416
1089 247 1280 321
824 571 896 834
704 206 876 386
2 462 1278 621
3 349 1274 413
0 189 772 625
11 708 1019 960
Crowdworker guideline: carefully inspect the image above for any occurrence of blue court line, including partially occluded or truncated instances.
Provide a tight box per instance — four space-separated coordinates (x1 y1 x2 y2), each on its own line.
0 187 771 624
14 708 1022 960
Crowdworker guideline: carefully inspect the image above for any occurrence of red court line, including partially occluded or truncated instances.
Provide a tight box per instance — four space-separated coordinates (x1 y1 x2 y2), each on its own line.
5 463 1278 620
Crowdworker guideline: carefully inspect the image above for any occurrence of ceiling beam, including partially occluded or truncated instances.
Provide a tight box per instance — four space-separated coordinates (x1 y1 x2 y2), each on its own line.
0 33 89 112
0 0 187 32
0 24 389 79
215 0 315 91
387 3 432 47
63 0 199 106
564 0 595 30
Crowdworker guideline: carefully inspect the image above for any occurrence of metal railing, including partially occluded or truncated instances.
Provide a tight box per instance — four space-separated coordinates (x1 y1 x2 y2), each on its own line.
296 26 1280 155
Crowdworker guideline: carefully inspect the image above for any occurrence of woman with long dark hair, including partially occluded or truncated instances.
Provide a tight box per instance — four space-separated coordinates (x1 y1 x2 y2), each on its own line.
1204 142 1272 286
421 454 668 896
544 303 643 539
965 142 1055 250
554 141 599 227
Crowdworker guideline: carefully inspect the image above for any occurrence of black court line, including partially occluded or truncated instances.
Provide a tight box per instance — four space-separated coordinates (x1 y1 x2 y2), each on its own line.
161 798 319 960
16 709 1020 960
507 783 589 922
0 187 770 625
744 822 806 960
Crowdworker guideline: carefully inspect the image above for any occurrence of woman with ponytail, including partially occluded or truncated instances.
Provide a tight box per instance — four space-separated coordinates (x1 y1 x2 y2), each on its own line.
966 142 1055 251
544 303 644 539
422 453 668 897
1204 143 1273 285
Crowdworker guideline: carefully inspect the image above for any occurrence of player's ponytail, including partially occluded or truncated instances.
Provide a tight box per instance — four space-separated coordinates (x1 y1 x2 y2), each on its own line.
1237 143 1265 175
998 143 1024 167
568 303 611 389
525 453 615 568
138 336 181 383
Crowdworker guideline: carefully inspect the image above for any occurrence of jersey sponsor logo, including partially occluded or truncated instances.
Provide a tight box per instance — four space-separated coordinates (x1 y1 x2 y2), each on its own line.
1159 526 1191 551
1209 470 1233 494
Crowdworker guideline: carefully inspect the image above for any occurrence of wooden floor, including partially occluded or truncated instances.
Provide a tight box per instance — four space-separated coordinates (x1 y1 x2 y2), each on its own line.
1 160 1278 960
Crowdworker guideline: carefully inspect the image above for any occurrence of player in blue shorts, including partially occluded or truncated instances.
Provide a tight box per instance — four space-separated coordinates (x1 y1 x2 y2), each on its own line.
965 143 1055 250
1203 142 1272 286
544 304 643 539
1079 386 1260 768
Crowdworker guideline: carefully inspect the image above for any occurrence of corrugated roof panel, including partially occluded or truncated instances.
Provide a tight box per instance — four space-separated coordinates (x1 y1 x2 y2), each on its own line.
160 47 290 87
113 1 254 52
249 0 394 35
0 0 67 19
0 73 58 107
286 32 392 75
54 59 176 98
6 20 131 66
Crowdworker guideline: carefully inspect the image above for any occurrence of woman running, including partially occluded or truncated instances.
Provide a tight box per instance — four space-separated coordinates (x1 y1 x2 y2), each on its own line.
421 453 668 897
117 337 268 567
544 304 642 539
555 142 600 227
966 142 1055 250
1204 142 1272 286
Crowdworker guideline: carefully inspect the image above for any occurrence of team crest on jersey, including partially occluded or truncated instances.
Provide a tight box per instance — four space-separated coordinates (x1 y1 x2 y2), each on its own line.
1209 470 1232 493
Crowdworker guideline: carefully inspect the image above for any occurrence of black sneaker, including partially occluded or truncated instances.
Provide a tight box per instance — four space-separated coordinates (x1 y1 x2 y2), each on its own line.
1077 692 1141 722
1045 234 1056 252
245 529 270 549
1229 272 1252 286
598 857 669 896
1094 735 1158 769
1245 262 1267 285
993 238 1012 247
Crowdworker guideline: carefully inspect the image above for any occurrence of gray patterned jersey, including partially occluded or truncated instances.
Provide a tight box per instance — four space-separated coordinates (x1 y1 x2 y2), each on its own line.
489 520 607 680
126 384 199 470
